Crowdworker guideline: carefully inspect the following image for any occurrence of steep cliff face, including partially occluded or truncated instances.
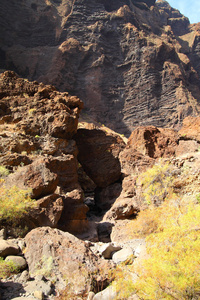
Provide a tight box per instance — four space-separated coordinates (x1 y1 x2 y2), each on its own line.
0 0 200 135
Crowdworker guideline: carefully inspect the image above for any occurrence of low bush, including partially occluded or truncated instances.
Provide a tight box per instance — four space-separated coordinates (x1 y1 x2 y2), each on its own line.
133 202 200 299
0 184 35 225
0 257 19 278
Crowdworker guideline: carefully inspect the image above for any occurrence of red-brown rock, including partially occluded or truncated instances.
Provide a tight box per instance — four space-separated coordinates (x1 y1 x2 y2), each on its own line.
178 117 200 142
127 126 179 158
0 71 83 139
4 159 58 199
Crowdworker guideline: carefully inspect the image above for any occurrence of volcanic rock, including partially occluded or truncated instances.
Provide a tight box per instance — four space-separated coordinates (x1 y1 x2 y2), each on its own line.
4 159 58 199
127 126 179 158
74 124 126 187
24 227 114 294
1 1 200 135
0 240 19 257
0 71 88 234
5 255 27 271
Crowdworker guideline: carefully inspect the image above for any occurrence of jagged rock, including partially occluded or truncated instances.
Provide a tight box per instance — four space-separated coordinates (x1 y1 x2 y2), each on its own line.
5 255 27 270
1 1 200 135
29 194 64 228
176 140 199 156
119 150 155 177
0 240 19 257
103 196 140 220
24 227 114 294
74 125 125 187
4 159 58 199
127 126 179 159
178 116 200 142
0 71 83 139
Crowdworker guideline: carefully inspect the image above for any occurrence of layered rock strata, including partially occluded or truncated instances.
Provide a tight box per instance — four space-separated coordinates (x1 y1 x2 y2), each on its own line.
0 0 200 135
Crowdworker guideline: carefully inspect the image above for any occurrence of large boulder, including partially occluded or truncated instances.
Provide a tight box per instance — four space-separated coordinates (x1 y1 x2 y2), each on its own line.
4 159 58 199
0 240 19 257
24 227 114 294
127 126 179 159
119 149 155 177
178 116 200 142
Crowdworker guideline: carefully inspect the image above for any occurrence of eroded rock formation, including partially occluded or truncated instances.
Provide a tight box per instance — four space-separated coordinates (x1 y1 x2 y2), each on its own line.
0 0 200 135
0 71 87 234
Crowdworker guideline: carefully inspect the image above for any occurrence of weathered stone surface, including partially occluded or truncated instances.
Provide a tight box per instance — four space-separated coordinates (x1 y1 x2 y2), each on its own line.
127 126 179 158
24 280 52 296
0 71 83 139
74 126 125 187
103 195 140 221
93 285 117 300
92 243 122 259
178 116 200 143
24 227 114 293
5 255 27 270
4 159 58 199
0 72 88 235
112 247 134 264
176 140 199 156
0 240 19 257
119 149 155 177
1 1 200 135
31 194 64 228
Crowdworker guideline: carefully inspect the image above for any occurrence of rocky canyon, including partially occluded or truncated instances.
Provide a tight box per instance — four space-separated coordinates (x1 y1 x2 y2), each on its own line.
1 0 200 135
0 0 200 299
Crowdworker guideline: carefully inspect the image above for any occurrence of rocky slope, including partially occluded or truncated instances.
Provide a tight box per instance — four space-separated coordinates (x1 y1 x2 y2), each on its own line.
0 72 200 299
0 0 200 135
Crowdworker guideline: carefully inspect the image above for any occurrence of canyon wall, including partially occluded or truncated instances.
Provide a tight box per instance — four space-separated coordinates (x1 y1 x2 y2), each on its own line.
0 0 200 135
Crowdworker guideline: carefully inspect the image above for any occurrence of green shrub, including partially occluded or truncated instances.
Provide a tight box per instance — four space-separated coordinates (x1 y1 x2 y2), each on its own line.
133 202 200 299
0 257 19 278
137 161 174 205
0 166 9 177
0 185 35 224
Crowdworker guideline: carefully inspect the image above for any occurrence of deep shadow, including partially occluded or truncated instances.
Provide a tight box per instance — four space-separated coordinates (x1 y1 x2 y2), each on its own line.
0 281 26 300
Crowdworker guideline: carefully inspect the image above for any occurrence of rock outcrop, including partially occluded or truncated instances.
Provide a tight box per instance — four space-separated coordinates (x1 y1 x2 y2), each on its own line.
24 227 114 295
0 71 87 234
0 0 200 135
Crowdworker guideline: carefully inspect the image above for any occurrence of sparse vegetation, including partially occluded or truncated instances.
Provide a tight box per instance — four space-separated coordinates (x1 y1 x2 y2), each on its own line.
133 202 200 300
0 166 9 177
35 255 54 277
137 161 174 205
0 185 35 225
0 257 20 278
